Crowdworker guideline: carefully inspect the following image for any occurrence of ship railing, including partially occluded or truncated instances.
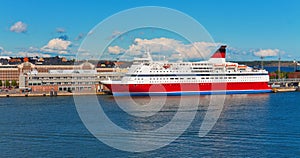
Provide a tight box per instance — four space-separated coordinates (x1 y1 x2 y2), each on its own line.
270 78 300 83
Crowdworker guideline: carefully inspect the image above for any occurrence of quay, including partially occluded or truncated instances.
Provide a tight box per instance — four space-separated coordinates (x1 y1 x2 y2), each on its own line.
0 92 107 98
269 78 300 87
269 78 300 92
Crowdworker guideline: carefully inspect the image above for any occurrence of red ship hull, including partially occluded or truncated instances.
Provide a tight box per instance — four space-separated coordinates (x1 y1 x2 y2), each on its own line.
103 82 272 96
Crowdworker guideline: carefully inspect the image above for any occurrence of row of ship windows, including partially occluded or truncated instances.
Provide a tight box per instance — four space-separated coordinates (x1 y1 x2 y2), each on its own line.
192 67 213 69
148 80 263 84
134 76 264 81
135 77 238 80
140 63 212 67
135 70 191 73
192 63 211 66
135 70 251 73
123 81 263 86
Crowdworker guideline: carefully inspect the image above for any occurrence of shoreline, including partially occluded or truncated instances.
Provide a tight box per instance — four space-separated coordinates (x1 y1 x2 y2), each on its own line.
1 88 299 98
0 92 107 98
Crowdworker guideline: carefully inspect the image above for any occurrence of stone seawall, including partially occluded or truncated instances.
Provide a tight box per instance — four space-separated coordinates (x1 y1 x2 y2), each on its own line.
0 92 106 97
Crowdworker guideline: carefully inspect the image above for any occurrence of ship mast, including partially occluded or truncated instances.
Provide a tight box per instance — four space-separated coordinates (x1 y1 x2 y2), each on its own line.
294 59 297 72
278 53 281 79
260 56 264 69
145 49 153 62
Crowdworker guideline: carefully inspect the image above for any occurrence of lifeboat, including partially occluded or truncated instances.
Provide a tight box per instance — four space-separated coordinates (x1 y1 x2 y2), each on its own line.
238 65 247 69
214 64 225 67
226 64 237 68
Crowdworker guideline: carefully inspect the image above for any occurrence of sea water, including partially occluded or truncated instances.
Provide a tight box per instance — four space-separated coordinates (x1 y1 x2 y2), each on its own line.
0 93 299 157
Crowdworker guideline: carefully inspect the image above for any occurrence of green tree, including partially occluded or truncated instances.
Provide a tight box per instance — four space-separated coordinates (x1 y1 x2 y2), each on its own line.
11 80 17 87
5 80 10 87
274 71 288 79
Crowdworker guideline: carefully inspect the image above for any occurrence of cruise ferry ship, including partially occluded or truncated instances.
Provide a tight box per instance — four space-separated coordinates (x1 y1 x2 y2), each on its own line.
101 46 272 96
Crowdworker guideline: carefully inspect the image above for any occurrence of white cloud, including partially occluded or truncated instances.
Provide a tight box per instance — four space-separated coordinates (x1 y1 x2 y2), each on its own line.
110 38 220 61
0 47 14 56
175 41 219 59
0 45 74 58
127 38 182 55
17 51 51 58
75 48 92 60
108 46 125 54
13 46 51 57
28 46 40 52
56 27 66 33
41 38 72 54
10 21 27 33
253 49 280 57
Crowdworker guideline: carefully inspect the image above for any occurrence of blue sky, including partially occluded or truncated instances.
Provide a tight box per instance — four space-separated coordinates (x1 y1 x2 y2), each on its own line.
0 0 299 61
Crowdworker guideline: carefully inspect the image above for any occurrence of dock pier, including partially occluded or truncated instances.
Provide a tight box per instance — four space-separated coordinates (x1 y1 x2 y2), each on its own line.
269 79 300 92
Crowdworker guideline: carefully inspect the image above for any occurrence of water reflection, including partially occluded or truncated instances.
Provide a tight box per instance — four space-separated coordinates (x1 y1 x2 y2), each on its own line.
107 94 271 150
2 92 299 156
200 93 271 157
104 94 270 133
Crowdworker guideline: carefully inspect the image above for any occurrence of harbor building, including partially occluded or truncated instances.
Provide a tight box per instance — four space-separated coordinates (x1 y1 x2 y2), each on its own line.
0 56 128 93
17 62 125 93
23 70 98 93
0 65 19 87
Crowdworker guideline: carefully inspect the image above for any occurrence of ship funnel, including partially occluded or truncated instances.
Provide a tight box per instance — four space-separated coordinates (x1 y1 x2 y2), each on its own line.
211 45 226 58
208 45 226 63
